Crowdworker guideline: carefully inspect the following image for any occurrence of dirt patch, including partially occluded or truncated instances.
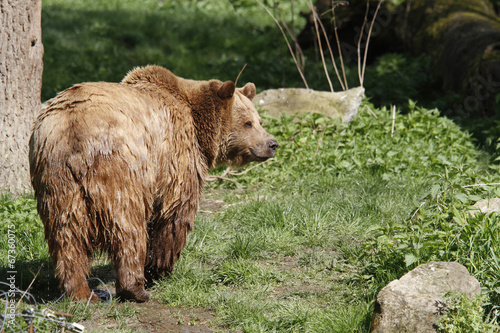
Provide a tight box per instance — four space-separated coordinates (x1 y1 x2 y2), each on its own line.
83 300 219 332
199 198 226 214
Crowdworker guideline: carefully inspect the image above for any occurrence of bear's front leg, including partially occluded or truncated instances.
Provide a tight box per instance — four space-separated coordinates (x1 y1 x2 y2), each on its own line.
115 266 149 302
145 214 192 285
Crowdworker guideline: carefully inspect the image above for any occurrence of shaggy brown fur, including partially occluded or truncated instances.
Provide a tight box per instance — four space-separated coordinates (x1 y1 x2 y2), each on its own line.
29 65 277 302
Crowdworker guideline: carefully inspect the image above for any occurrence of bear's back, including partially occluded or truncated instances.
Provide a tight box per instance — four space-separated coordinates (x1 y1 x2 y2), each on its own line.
31 83 162 178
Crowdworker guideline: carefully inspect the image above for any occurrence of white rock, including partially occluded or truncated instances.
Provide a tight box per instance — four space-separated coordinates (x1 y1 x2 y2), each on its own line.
254 86 365 123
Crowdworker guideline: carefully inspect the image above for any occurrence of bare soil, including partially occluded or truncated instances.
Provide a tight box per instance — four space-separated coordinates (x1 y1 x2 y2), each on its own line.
83 300 219 333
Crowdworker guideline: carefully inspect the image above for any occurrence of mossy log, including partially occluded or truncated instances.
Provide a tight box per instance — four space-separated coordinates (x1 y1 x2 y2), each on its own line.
396 0 500 117
298 0 500 117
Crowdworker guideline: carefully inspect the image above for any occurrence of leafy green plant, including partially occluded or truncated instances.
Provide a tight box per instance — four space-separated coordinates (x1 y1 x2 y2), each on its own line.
210 100 482 190
437 292 499 333
366 172 500 304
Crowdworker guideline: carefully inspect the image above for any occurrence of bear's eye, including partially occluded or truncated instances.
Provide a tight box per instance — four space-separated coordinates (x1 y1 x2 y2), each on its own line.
245 121 252 128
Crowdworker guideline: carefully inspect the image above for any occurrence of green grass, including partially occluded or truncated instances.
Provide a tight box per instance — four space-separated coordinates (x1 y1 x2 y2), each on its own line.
437 292 499 333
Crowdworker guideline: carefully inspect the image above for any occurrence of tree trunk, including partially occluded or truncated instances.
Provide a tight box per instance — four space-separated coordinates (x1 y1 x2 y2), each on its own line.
0 0 44 194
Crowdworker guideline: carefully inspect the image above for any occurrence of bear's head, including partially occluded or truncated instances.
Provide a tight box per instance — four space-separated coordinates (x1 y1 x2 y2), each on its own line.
218 83 278 167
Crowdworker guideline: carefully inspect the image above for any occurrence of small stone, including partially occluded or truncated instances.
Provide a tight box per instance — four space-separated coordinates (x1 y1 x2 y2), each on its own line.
470 198 500 217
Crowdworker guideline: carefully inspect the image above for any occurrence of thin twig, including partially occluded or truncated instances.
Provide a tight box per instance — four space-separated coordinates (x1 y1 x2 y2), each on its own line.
358 1 370 85
206 159 274 184
282 19 306 72
314 129 326 156
83 291 93 315
234 63 247 87
461 183 500 188
363 105 378 118
430 182 500 219
310 2 334 93
433 182 500 215
205 175 242 185
17 265 43 308
332 6 348 90
227 159 275 176
361 0 385 85
409 201 427 224
315 3 345 91
199 210 216 214
257 0 309 89
391 105 396 137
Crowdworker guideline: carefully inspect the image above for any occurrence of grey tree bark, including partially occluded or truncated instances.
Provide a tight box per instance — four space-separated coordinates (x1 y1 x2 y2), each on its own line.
0 0 44 194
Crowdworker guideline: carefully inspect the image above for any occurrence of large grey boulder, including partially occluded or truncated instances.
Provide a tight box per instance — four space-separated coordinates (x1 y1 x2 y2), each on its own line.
255 87 365 123
372 261 481 333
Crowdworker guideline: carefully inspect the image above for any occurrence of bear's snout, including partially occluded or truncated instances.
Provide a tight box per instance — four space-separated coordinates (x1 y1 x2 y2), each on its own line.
268 139 279 151
262 138 278 159
248 138 278 162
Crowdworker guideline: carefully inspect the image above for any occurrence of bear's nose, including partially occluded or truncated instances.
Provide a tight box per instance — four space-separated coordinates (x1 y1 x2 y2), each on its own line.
268 139 279 151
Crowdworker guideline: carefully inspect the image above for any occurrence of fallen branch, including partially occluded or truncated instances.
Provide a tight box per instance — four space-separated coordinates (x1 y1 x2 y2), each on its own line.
206 159 274 184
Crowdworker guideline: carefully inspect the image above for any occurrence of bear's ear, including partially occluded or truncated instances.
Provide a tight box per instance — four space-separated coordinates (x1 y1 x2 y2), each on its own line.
241 82 256 100
218 81 236 100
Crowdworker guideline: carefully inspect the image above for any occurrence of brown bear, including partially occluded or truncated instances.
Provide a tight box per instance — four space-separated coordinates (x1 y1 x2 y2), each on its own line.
29 65 278 302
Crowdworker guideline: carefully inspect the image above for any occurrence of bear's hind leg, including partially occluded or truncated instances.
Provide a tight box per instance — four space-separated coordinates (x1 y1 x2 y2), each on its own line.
41 190 100 302
48 228 99 302
109 216 149 302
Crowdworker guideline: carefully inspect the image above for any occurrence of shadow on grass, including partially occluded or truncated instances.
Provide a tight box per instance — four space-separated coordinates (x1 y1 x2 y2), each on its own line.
0 259 116 303
1 259 59 302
